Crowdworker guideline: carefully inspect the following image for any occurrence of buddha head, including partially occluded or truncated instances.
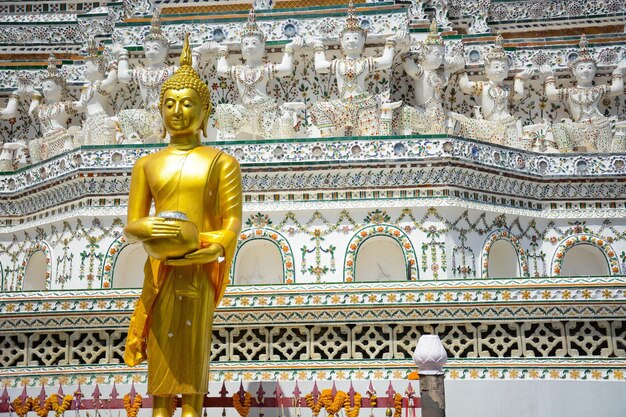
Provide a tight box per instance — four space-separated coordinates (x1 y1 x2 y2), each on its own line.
41 55 66 102
240 9 266 63
143 10 170 64
159 34 211 139
340 1 366 56
484 33 509 83
570 34 597 84
419 21 445 70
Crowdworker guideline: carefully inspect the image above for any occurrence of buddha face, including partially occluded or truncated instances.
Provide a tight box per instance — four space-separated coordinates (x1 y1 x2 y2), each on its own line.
241 36 265 62
341 31 365 55
573 61 596 83
486 59 509 83
423 45 444 70
162 88 206 138
144 40 168 64
41 80 62 101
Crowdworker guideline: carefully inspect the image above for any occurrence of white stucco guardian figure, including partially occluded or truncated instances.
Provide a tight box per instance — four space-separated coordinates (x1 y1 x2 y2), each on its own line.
116 11 175 143
73 37 118 146
200 9 305 140
451 34 533 149
307 1 405 137
540 34 626 153
400 20 463 135
0 77 26 170
20 55 81 162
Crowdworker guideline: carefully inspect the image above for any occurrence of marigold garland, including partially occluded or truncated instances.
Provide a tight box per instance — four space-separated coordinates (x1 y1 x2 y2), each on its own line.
12 397 32 417
31 396 53 417
369 395 377 409
123 394 142 417
320 389 347 417
343 392 362 417
232 392 252 417
49 394 73 417
393 393 403 417
304 393 323 417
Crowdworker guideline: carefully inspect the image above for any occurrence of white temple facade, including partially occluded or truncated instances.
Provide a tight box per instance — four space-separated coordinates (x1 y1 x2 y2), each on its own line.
0 1 626 416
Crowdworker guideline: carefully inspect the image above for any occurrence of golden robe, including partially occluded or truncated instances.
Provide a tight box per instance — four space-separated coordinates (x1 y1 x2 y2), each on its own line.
123 145 242 395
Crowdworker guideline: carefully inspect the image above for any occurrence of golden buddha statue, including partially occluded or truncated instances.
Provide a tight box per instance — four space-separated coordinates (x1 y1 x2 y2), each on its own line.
123 35 242 417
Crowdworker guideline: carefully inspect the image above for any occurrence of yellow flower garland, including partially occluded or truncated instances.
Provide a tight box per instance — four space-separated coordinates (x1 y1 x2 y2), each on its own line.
343 392 362 417
320 389 347 417
49 394 73 417
232 392 252 417
123 394 142 417
31 397 53 417
369 395 377 409
12 397 32 417
393 393 403 417
304 393 323 417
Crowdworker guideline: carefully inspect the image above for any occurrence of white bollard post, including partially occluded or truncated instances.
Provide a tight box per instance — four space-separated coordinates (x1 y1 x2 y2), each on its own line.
413 335 448 417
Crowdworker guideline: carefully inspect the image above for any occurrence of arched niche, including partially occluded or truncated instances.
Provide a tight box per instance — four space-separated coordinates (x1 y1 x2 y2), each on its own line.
233 239 284 285
552 235 620 276
560 244 610 277
480 231 528 278
112 243 148 289
486 239 521 278
23 251 48 291
344 224 418 281
355 236 407 282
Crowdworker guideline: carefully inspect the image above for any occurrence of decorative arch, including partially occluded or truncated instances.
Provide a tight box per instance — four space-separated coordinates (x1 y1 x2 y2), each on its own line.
101 235 129 289
552 234 620 276
480 230 529 278
344 224 418 282
233 228 295 284
17 240 52 291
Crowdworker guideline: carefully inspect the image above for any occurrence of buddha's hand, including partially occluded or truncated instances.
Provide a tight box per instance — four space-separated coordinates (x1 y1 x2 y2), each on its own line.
123 217 181 242
165 243 224 266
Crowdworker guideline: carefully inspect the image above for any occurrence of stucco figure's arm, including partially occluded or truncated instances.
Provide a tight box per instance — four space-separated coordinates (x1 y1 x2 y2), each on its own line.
0 93 19 120
116 46 132 85
215 45 232 78
306 37 332 74
458 72 479 95
513 68 534 99
194 41 221 74
609 60 626 97
444 49 465 82
100 65 119 92
374 31 406 71
73 93 87 113
275 37 303 77
373 33 404 72
539 64 563 101
403 55 424 80
28 93 42 120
